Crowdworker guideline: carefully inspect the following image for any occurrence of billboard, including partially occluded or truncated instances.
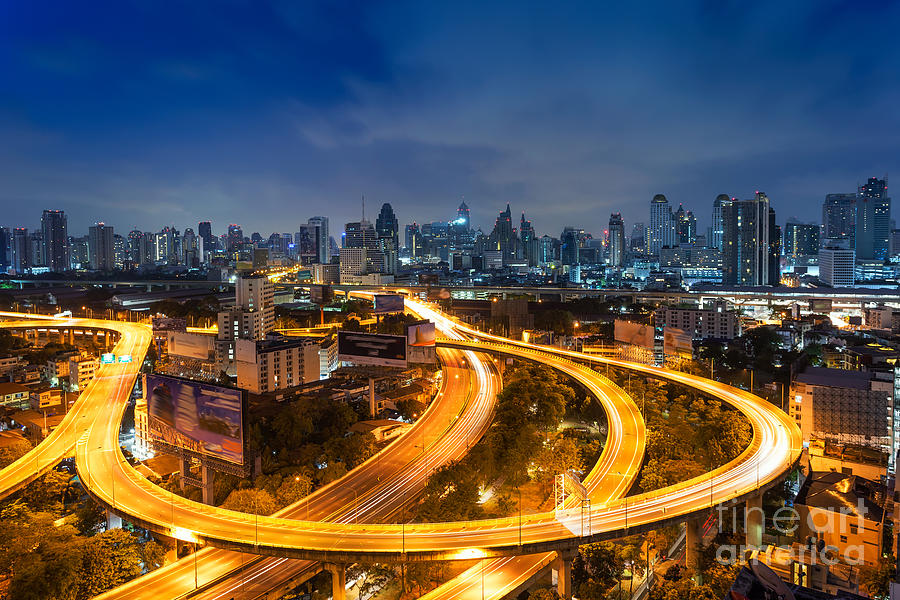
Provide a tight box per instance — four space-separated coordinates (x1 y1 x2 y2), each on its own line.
614 320 654 349
338 332 407 367
663 326 693 356
152 317 187 334
145 374 245 465
374 294 405 314
407 320 436 347
167 331 215 361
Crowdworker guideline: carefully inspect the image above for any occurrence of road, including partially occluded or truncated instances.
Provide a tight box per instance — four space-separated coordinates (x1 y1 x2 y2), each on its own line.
0 300 801 597
72 347 799 562
0 314 152 500
97 346 501 600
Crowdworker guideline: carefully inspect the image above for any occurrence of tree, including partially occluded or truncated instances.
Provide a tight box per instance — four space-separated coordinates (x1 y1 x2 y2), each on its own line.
417 461 484 522
275 474 313 507
0 437 31 468
221 488 277 515
860 555 895 600
77 528 144 598
573 541 626 598
534 437 582 492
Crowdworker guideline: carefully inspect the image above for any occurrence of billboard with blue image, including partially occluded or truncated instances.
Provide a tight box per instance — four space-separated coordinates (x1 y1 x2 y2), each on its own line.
145 374 245 465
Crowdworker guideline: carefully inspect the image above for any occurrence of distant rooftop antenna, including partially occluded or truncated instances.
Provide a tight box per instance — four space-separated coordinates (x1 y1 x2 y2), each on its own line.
362 195 366 222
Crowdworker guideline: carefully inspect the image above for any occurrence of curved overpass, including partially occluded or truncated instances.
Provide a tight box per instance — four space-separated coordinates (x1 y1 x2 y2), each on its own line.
74 338 799 563
0 315 152 500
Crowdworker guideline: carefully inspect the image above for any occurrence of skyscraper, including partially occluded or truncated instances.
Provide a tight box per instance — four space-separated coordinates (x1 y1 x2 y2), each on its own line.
88 222 115 271
855 177 890 260
608 213 625 268
648 194 675 255
11 228 30 274
709 194 729 251
226 224 243 253
198 221 213 260
674 204 697 244
783 221 820 263
722 192 777 286
822 193 857 246
375 203 399 249
487 204 518 265
307 216 329 263
40 210 68 272
405 223 421 258
0 227 10 269
560 226 580 266
456 201 470 231
630 222 646 256
520 213 537 266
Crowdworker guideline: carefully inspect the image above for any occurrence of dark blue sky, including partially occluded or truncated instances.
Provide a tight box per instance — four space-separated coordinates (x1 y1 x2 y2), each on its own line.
1 1 898 238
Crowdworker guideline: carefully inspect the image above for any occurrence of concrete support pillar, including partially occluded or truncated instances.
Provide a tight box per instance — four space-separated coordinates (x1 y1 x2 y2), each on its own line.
106 509 122 530
685 517 703 576
67 328 74 345
104 332 111 351
201 463 216 505
552 550 575 599
325 563 346 600
368 377 376 418
179 458 189 491
746 494 764 549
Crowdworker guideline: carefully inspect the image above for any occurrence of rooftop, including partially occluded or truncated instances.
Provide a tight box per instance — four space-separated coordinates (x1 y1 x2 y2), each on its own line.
795 367 873 390
795 470 884 522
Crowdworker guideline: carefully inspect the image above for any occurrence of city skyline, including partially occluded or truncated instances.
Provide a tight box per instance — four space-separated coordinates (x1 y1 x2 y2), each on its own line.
2 2 899 234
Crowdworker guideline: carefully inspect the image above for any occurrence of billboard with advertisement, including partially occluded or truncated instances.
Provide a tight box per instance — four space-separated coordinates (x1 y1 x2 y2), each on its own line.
406 321 436 347
152 317 187 334
145 374 245 465
338 332 407 367
167 331 215 361
663 326 693 356
374 294 405 314
614 320 654 349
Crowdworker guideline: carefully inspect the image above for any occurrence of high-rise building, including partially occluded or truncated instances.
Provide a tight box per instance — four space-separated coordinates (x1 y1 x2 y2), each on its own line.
40 210 68 272
375 203 399 248
405 223 421 258
608 213 625 268
674 204 697 244
0 227 10 269
819 239 855 287
630 222 646 256
722 192 777 286
88 222 115 271
28 231 43 268
198 221 213 261
520 213 537 266
375 204 399 275
226 224 243 253
307 217 329 264
456 201 470 231
343 220 378 250
294 224 319 264
560 226 580 266
235 274 275 336
783 222 820 263
11 228 30 274
648 194 676 255
855 177 890 260
709 194 729 251
127 230 145 267
487 204 518 265
822 193 857 247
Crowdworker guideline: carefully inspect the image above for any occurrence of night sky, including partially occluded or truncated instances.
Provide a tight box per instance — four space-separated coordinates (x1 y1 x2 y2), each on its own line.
1 1 897 238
